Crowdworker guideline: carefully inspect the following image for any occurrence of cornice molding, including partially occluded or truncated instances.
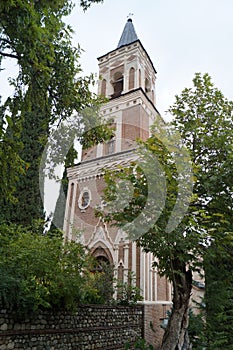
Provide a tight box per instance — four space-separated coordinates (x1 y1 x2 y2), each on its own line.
67 149 138 181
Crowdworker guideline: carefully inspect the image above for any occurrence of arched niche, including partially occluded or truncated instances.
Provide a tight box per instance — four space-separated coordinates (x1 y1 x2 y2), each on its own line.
139 69 142 88
128 67 135 90
151 89 155 104
101 79 106 96
145 77 151 93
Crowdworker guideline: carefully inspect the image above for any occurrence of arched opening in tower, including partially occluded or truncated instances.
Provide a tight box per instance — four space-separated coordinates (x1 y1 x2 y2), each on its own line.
112 72 124 98
145 77 151 93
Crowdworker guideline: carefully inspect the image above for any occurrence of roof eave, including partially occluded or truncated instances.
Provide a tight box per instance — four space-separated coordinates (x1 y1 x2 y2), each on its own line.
97 39 157 75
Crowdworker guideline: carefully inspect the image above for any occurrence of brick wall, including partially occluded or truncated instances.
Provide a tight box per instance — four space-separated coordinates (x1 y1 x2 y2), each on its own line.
143 303 172 350
0 305 143 350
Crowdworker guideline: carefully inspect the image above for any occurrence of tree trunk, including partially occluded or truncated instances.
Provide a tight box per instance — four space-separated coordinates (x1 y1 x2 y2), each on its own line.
160 262 193 350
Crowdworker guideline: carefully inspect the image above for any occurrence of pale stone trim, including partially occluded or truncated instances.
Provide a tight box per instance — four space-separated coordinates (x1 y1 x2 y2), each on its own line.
63 181 73 236
96 143 103 158
88 219 114 248
137 301 173 305
123 244 129 283
131 241 137 276
140 249 145 300
68 181 77 239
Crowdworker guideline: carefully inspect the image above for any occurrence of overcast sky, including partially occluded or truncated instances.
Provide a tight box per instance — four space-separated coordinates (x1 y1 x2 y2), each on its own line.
67 0 233 120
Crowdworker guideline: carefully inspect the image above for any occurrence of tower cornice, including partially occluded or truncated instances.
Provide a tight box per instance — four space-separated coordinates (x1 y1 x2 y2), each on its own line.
97 39 157 75
101 87 161 116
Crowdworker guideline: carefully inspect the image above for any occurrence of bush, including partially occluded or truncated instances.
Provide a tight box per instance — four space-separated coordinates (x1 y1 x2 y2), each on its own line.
90 261 115 304
116 271 143 305
125 338 154 350
0 223 100 317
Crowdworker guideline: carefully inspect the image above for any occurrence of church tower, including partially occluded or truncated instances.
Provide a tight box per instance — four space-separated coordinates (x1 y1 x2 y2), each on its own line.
82 18 159 162
63 19 172 347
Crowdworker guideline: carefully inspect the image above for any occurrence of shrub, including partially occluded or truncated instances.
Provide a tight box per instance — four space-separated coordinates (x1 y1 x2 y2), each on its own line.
116 271 143 305
0 223 99 317
125 338 154 350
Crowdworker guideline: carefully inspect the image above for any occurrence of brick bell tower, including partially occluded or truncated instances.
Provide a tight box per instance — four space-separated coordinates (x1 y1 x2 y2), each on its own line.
63 18 172 344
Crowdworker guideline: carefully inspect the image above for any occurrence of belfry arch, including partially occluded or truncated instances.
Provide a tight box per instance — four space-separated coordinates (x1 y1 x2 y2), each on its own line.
111 71 124 98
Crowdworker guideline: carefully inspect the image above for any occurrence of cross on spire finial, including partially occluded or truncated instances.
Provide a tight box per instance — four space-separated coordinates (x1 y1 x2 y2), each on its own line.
127 13 134 19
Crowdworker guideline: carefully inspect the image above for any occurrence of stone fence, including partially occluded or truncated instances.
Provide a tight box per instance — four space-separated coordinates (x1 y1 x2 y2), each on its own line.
0 305 143 350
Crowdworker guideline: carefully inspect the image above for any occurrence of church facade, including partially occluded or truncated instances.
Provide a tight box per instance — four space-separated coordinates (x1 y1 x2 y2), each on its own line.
63 19 173 347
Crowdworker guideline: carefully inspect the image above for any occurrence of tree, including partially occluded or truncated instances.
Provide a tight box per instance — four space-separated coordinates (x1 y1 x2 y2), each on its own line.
101 73 233 349
0 99 26 203
0 0 107 225
204 238 233 349
169 73 233 349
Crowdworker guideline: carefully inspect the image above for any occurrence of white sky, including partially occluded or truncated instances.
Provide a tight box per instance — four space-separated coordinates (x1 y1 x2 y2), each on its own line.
67 0 233 120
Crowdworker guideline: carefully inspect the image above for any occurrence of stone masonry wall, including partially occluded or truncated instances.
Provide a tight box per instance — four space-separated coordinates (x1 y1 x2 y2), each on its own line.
0 305 143 350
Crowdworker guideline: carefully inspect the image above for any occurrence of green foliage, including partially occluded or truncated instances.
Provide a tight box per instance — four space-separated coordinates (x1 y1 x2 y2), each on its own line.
0 0 108 224
170 73 233 348
204 239 233 349
79 0 104 11
102 136 201 280
0 223 101 318
0 0 75 222
0 222 141 317
90 262 115 304
116 272 143 305
188 308 206 350
0 106 26 203
170 73 233 236
0 222 142 318
125 338 154 350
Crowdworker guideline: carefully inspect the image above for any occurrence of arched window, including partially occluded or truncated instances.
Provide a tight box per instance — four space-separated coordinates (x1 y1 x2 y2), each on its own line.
139 69 142 88
128 67 135 90
145 78 151 93
92 245 113 269
101 79 106 96
151 90 155 104
112 72 123 98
